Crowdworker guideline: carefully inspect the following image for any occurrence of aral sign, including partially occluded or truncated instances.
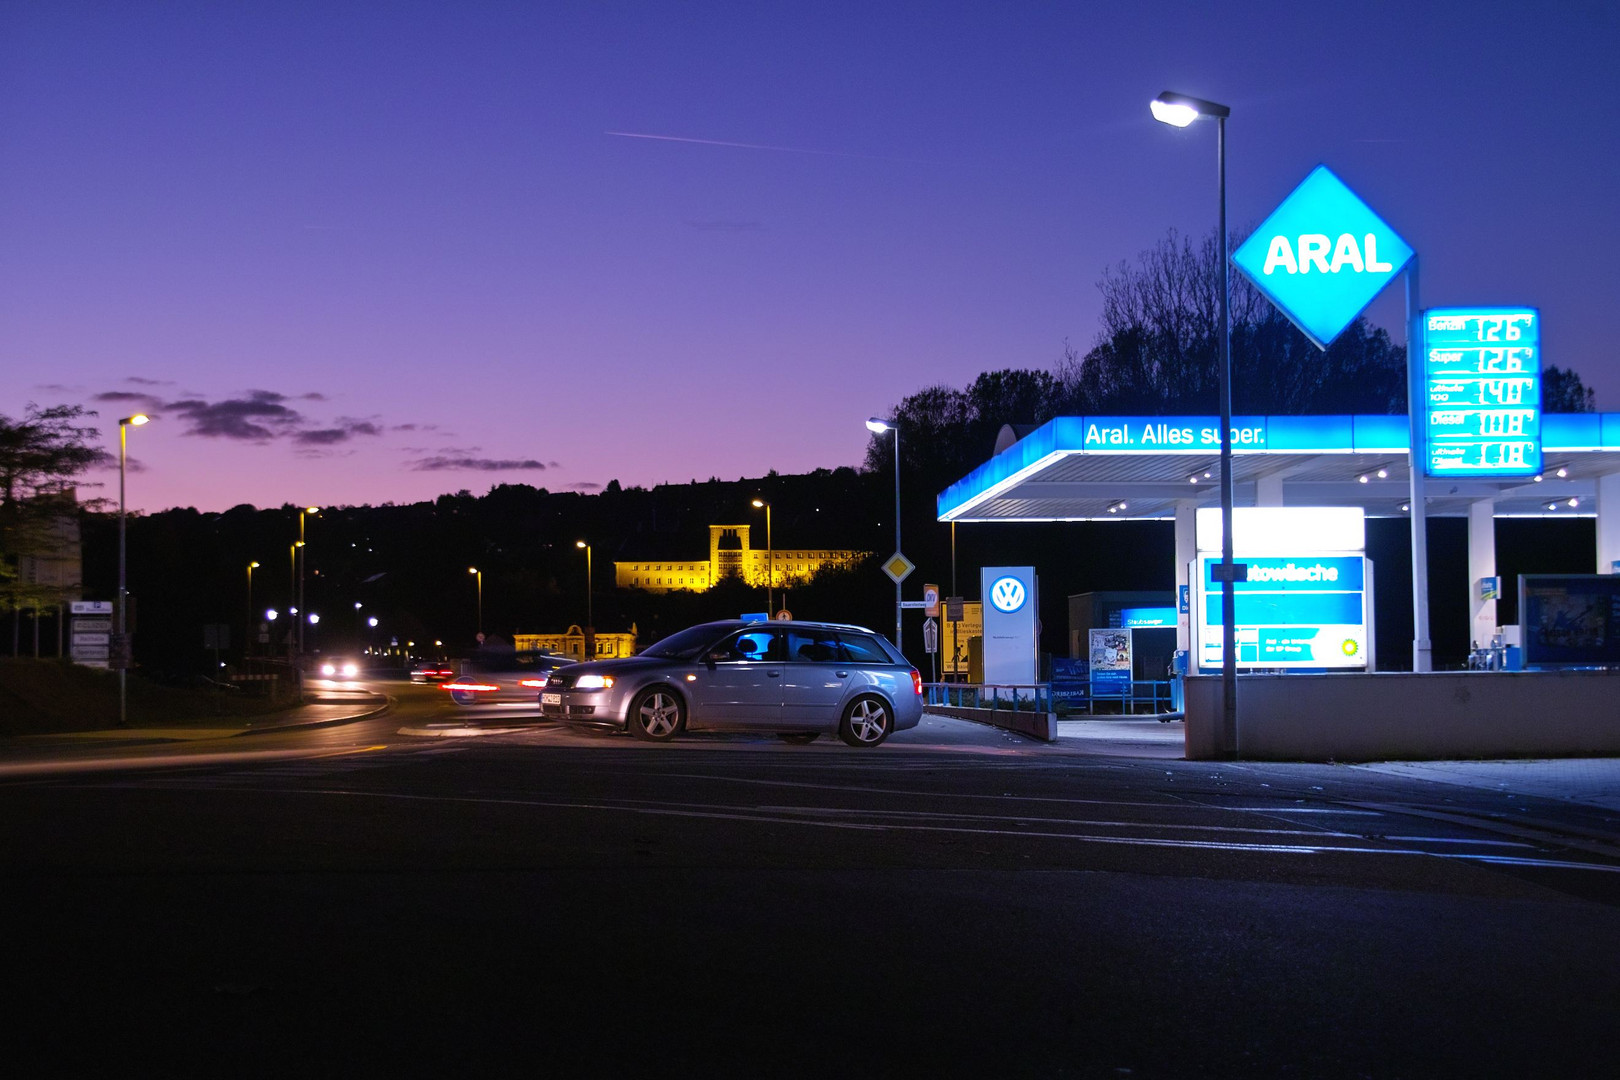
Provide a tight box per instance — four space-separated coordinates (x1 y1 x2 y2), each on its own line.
1231 165 1414 350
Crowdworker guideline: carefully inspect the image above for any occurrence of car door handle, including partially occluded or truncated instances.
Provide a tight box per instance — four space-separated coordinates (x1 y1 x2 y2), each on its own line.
835 671 848 677
766 670 781 677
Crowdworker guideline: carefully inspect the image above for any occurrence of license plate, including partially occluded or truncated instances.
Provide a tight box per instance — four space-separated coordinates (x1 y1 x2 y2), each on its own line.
541 692 561 705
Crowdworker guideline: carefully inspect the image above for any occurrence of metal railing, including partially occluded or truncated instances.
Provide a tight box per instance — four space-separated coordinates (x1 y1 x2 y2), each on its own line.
925 680 1173 716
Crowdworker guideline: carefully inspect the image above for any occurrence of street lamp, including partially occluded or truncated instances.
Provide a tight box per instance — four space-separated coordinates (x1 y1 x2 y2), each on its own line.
751 498 774 616
866 417 903 650
1152 89 1237 753
298 506 319 654
289 541 303 658
467 567 482 637
245 561 260 658
575 541 593 659
117 413 151 727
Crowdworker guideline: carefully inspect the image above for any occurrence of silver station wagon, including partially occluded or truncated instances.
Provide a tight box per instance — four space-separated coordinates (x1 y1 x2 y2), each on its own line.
541 619 923 747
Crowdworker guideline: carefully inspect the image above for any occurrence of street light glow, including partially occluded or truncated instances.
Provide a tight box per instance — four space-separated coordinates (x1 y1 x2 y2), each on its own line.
120 414 151 427
1149 99 1198 127
865 417 892 434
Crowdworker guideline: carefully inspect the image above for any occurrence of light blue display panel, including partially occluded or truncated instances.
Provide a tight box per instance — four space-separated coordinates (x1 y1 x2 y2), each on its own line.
1194 555 1369 670
1231 165 1414 350
1423 308 1542 477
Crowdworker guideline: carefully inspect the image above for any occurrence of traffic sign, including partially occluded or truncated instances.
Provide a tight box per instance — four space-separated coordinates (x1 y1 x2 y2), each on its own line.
71 601 113 615
1231 165 1413 350
922 584 940 617
774 609 792 621
945 596 964 622
882 552 915 584
922 618 939 654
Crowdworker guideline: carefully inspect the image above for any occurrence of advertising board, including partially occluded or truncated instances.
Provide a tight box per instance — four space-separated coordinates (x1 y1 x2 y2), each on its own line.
1519 575 1620 668
980 567 1037 684
1192 507 1371 671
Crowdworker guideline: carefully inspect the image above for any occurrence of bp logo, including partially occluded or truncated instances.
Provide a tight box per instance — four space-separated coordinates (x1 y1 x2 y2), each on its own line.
989 576 1027 614
1341 638 1360 657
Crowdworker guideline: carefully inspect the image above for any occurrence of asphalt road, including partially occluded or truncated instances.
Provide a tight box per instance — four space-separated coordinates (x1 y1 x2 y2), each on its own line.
4 679 1619 1077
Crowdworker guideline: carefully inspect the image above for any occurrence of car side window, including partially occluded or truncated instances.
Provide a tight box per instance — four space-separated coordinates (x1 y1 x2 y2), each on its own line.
835 633 891 664
787 629 841 663
710 629 784 663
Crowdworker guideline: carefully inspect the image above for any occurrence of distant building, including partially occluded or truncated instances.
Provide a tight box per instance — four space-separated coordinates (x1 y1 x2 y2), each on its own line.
514 625 638 661
614 524 865 594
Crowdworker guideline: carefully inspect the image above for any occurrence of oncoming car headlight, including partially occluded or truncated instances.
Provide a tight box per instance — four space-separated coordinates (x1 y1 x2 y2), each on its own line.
574 674 614 690
321 662 336 676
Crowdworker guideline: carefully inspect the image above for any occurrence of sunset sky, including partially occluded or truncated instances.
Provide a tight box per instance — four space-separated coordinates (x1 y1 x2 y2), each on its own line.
4 1 1616 513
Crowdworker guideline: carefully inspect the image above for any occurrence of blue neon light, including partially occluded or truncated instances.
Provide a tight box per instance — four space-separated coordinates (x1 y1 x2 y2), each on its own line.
1231 166 1414 350
1423 308 1542 478
935 412 1620 521
1119 607 1177 628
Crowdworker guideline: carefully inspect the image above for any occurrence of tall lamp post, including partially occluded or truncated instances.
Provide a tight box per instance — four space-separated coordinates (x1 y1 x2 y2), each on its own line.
751 498 774 616
289 541 303 658
117 413 151 727
467 567 483 638
1152 89 1237 754
866 417 903 650
245 561 260 658
575 540 593 659
297 506 320 654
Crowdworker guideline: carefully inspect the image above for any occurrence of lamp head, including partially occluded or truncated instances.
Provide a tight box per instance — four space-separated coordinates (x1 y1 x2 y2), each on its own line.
1151 90 1230 126
751 498 766 508
305 506 321 515
249 561 260 569
120 413 151 427
865 418 893 434
576 540 587 549
468 566 478 574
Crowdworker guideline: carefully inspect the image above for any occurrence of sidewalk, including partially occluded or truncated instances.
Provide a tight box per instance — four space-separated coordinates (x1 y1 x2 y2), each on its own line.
14 687 390 744
1352 758 1620 812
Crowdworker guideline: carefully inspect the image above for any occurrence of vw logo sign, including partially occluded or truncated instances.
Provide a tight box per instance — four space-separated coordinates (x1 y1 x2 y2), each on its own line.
989 575 1027 614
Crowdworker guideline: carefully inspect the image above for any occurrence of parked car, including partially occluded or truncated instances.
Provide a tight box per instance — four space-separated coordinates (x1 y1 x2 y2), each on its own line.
441 650 576 712
410 659 455 683
540 619 922 746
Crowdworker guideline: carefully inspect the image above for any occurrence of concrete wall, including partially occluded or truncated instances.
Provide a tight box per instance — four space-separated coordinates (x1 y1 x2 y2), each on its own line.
1185 671 1620 761
926 705 1057 742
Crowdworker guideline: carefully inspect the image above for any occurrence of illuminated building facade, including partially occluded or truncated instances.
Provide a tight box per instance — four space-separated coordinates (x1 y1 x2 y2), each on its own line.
614 524 864 594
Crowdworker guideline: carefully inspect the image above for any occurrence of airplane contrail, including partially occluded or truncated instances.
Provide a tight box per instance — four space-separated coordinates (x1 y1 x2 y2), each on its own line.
604 130 939 165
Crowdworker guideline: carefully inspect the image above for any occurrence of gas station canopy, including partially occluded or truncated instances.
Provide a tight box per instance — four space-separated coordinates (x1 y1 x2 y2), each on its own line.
937 413 1620 523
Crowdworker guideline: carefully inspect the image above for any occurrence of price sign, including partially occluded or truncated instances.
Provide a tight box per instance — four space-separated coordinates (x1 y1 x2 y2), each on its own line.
1423 307 1542 477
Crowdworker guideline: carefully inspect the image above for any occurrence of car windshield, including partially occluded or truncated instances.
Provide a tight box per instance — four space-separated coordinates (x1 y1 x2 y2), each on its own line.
640 623 736 660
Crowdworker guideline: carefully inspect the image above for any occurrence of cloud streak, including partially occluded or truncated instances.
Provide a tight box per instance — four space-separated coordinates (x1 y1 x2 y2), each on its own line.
408 456 551 473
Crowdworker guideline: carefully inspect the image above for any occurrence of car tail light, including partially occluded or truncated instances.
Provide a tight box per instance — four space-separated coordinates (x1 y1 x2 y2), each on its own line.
442 681 499 692
520 679 547 688
910 669 923 696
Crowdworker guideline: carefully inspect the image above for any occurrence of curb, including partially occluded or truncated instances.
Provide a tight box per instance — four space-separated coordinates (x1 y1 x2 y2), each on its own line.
234 693 393 736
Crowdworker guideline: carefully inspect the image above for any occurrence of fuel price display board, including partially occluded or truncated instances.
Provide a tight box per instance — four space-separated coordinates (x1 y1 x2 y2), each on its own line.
1423 307 1541 477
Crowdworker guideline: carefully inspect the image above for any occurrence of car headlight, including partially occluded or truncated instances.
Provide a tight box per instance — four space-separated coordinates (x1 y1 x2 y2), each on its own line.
342 663 358 677
321 662 336 676
574 674 614 690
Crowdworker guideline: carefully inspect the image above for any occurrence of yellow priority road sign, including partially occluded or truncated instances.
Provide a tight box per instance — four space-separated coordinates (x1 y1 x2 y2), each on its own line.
882 552 915 583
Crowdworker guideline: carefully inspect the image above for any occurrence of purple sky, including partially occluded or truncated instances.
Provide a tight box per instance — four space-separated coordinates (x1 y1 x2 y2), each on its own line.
4 1 1617 513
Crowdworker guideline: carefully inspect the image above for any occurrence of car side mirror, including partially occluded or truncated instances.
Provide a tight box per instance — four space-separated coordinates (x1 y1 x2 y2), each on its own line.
703 652 718 670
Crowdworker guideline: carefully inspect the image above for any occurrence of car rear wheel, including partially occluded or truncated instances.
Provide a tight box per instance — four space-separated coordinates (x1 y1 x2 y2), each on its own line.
838 696 892 747
629 688 684 742
778 732 820 745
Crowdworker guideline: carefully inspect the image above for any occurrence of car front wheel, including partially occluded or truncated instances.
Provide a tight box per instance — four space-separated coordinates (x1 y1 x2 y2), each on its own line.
838 696 892 748
629 688 684 742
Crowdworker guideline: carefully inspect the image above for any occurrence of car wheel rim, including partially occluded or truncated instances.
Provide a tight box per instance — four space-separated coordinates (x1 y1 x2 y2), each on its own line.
850 700 889 743
640 693 678 737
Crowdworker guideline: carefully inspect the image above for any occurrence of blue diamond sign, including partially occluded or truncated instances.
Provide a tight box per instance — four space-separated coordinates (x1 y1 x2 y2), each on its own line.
1231 165 1413 350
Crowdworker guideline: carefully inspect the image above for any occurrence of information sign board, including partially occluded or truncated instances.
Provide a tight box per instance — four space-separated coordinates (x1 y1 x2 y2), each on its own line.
1423 308 1542 477
1194 555 1369 669
1519 575 1620 668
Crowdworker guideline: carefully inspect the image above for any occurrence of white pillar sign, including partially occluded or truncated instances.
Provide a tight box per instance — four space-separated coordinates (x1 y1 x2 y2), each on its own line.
980 566 1038 685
